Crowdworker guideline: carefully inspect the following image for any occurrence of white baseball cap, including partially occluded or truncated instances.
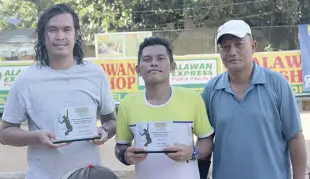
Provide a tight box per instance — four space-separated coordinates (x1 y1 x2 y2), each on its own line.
216 20 252 43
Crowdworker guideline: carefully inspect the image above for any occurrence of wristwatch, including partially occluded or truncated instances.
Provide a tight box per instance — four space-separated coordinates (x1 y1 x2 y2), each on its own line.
191 146 199 160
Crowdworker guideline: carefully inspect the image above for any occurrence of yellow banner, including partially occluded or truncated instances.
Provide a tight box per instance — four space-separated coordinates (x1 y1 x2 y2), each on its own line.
93 59 138 92
252 50 303 93
0 51 302 96
93 54 222 93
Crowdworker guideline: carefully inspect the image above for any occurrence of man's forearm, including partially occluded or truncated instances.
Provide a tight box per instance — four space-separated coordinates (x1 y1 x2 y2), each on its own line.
289 132 307 179
196 136 213 159
100 112 117 138
0 127 37 147
115 143 131 159
102 119 116 138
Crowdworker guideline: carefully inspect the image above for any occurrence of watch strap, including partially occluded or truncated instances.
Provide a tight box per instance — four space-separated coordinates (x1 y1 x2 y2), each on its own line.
191 146 199 160
119 149 131 166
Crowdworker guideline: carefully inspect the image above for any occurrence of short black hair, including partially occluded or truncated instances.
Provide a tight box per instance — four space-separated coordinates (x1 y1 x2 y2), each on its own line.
137 37 174 64
34 3 85 66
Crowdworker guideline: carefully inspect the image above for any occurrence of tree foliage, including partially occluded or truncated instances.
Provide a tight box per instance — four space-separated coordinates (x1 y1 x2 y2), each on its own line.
184 0 299 27
0 0 185 42
183 0 300 50
0 0 309 50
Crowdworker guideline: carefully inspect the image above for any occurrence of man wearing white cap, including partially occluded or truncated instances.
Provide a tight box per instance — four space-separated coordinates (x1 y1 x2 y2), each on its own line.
201 20 307 179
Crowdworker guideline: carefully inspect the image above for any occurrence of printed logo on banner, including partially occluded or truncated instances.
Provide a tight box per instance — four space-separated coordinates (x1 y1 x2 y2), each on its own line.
298 24 310 92
0 66 28 90
304 75 310 89
137 58 219 89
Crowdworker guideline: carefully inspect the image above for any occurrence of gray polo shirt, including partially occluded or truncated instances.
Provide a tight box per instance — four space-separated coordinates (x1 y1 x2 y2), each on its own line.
202 62 301 179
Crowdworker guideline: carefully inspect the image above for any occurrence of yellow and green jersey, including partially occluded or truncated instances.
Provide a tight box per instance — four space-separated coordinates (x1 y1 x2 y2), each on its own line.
116 86 214 179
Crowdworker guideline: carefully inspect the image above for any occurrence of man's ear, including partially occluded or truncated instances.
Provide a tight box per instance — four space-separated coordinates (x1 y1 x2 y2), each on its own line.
135 65 140 76
251 40 257 54
171 61 176 72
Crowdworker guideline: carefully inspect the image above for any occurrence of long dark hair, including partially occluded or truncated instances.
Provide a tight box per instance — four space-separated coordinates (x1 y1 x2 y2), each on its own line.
34 3 84 66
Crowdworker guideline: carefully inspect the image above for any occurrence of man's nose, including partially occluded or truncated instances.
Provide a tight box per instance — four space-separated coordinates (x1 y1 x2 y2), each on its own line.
228 45 238 56
150 59 159 66
55 30 65 40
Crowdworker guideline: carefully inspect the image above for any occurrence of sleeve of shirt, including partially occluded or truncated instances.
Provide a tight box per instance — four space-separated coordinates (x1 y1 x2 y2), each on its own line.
115 103 133 144
201 82 214 127
99 69 115 115
277 75 302 140
2 79 27 124
193 93 214 139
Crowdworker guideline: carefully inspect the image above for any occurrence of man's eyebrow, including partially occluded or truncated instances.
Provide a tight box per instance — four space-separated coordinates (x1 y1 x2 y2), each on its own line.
142 55 151 58
63 26 73 29
47 25 73 29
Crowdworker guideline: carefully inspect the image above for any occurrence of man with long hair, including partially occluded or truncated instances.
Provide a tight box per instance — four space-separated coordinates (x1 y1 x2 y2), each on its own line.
0 4 116 179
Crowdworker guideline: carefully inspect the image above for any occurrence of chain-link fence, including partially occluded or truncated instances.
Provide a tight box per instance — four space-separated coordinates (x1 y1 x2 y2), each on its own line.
0 25 301 59
151 25 300 56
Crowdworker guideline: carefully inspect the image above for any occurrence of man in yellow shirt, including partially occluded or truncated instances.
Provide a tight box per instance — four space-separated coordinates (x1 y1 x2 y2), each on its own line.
114 37 214 179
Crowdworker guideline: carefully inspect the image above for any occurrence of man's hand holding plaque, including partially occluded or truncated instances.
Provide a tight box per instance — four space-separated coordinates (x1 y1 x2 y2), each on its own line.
31 130 71 148
163 143 194 162
90 127 109 145
124 146 148 164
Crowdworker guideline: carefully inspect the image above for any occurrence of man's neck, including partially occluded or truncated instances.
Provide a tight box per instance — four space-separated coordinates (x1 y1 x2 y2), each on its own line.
49 56 75 70
229 62 254 85
145 82 171 105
